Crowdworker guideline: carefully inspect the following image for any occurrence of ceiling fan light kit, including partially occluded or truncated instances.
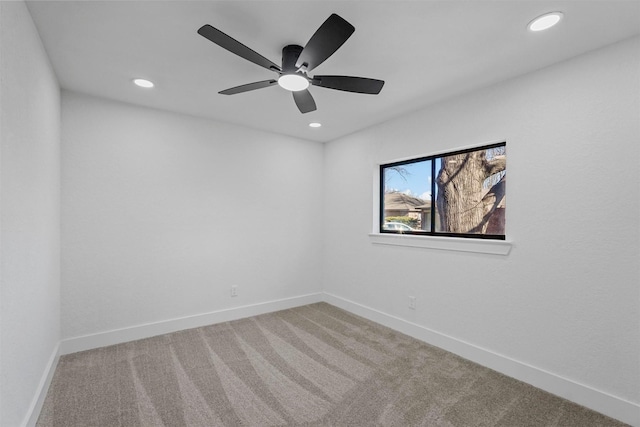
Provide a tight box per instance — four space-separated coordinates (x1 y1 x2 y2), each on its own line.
197 13 385 114
278 74 309 91
278 45 310 91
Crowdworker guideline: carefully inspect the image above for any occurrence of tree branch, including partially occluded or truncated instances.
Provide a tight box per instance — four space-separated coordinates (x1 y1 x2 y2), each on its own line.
484 155 506 177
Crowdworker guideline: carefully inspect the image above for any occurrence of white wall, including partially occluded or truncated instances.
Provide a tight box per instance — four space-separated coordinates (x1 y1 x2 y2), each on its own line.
0 2 61 426
61 92 324 340
323 35 640 418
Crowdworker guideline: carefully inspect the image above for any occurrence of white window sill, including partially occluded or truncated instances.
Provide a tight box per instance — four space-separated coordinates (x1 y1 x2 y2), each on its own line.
368 233 512 255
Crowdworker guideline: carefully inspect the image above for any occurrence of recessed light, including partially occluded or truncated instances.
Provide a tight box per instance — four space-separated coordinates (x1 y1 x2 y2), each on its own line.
133 78 154 88
528 12 563 32
309 122 322 128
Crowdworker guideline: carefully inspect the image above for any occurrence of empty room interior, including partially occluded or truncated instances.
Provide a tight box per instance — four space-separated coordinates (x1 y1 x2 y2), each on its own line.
1 1 639 426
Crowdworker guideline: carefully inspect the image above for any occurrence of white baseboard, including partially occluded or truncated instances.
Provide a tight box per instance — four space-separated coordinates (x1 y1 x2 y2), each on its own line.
322 292 639 427
60 293 323 355
22 342 60 427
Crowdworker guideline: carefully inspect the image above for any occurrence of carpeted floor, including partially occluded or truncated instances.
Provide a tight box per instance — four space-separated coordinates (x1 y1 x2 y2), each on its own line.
37 302 627 426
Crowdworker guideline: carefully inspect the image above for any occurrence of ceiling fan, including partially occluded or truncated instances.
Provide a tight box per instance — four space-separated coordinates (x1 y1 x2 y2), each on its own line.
197 14 385 114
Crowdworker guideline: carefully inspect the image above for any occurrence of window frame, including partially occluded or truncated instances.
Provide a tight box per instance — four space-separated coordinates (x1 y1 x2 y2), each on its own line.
379 141 506 241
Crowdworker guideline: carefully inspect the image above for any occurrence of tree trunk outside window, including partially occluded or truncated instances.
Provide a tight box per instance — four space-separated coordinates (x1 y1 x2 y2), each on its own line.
436 150 506 234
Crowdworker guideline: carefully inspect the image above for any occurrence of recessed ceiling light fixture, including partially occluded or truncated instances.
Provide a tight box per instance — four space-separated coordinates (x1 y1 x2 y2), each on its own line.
309 122 322 128
277 74 310 91
133 78 155 88
528 12 563 32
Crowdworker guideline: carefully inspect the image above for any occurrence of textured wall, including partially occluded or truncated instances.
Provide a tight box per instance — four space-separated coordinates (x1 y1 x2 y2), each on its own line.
0 2 61 425
61 92 324 339
323 37 640 406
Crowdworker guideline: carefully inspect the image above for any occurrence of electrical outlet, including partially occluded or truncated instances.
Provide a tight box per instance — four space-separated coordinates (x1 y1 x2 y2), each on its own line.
231 285 238 297
408 296 416 310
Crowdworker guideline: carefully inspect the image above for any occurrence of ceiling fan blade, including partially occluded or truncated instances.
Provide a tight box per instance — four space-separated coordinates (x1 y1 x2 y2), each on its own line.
312 75 385 94
292 89 317 113
198 25 281 72
295 14 355 72
219 80 278 95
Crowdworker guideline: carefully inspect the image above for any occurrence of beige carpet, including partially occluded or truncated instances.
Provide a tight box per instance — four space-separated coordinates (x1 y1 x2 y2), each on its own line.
37 303 627 426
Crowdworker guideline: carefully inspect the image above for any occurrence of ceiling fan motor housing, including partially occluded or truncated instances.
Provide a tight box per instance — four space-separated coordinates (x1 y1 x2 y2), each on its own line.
282 45 306 75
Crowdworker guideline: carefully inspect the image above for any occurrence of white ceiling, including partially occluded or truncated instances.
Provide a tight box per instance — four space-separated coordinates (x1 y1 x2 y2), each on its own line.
26 1 640 143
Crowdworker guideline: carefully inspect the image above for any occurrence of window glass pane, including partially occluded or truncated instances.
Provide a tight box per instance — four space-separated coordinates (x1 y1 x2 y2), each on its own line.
380 143 505 239
435 146 506 235
382 160 432 232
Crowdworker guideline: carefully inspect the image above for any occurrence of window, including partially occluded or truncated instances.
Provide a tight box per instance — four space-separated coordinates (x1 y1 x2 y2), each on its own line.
380 142 506 240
